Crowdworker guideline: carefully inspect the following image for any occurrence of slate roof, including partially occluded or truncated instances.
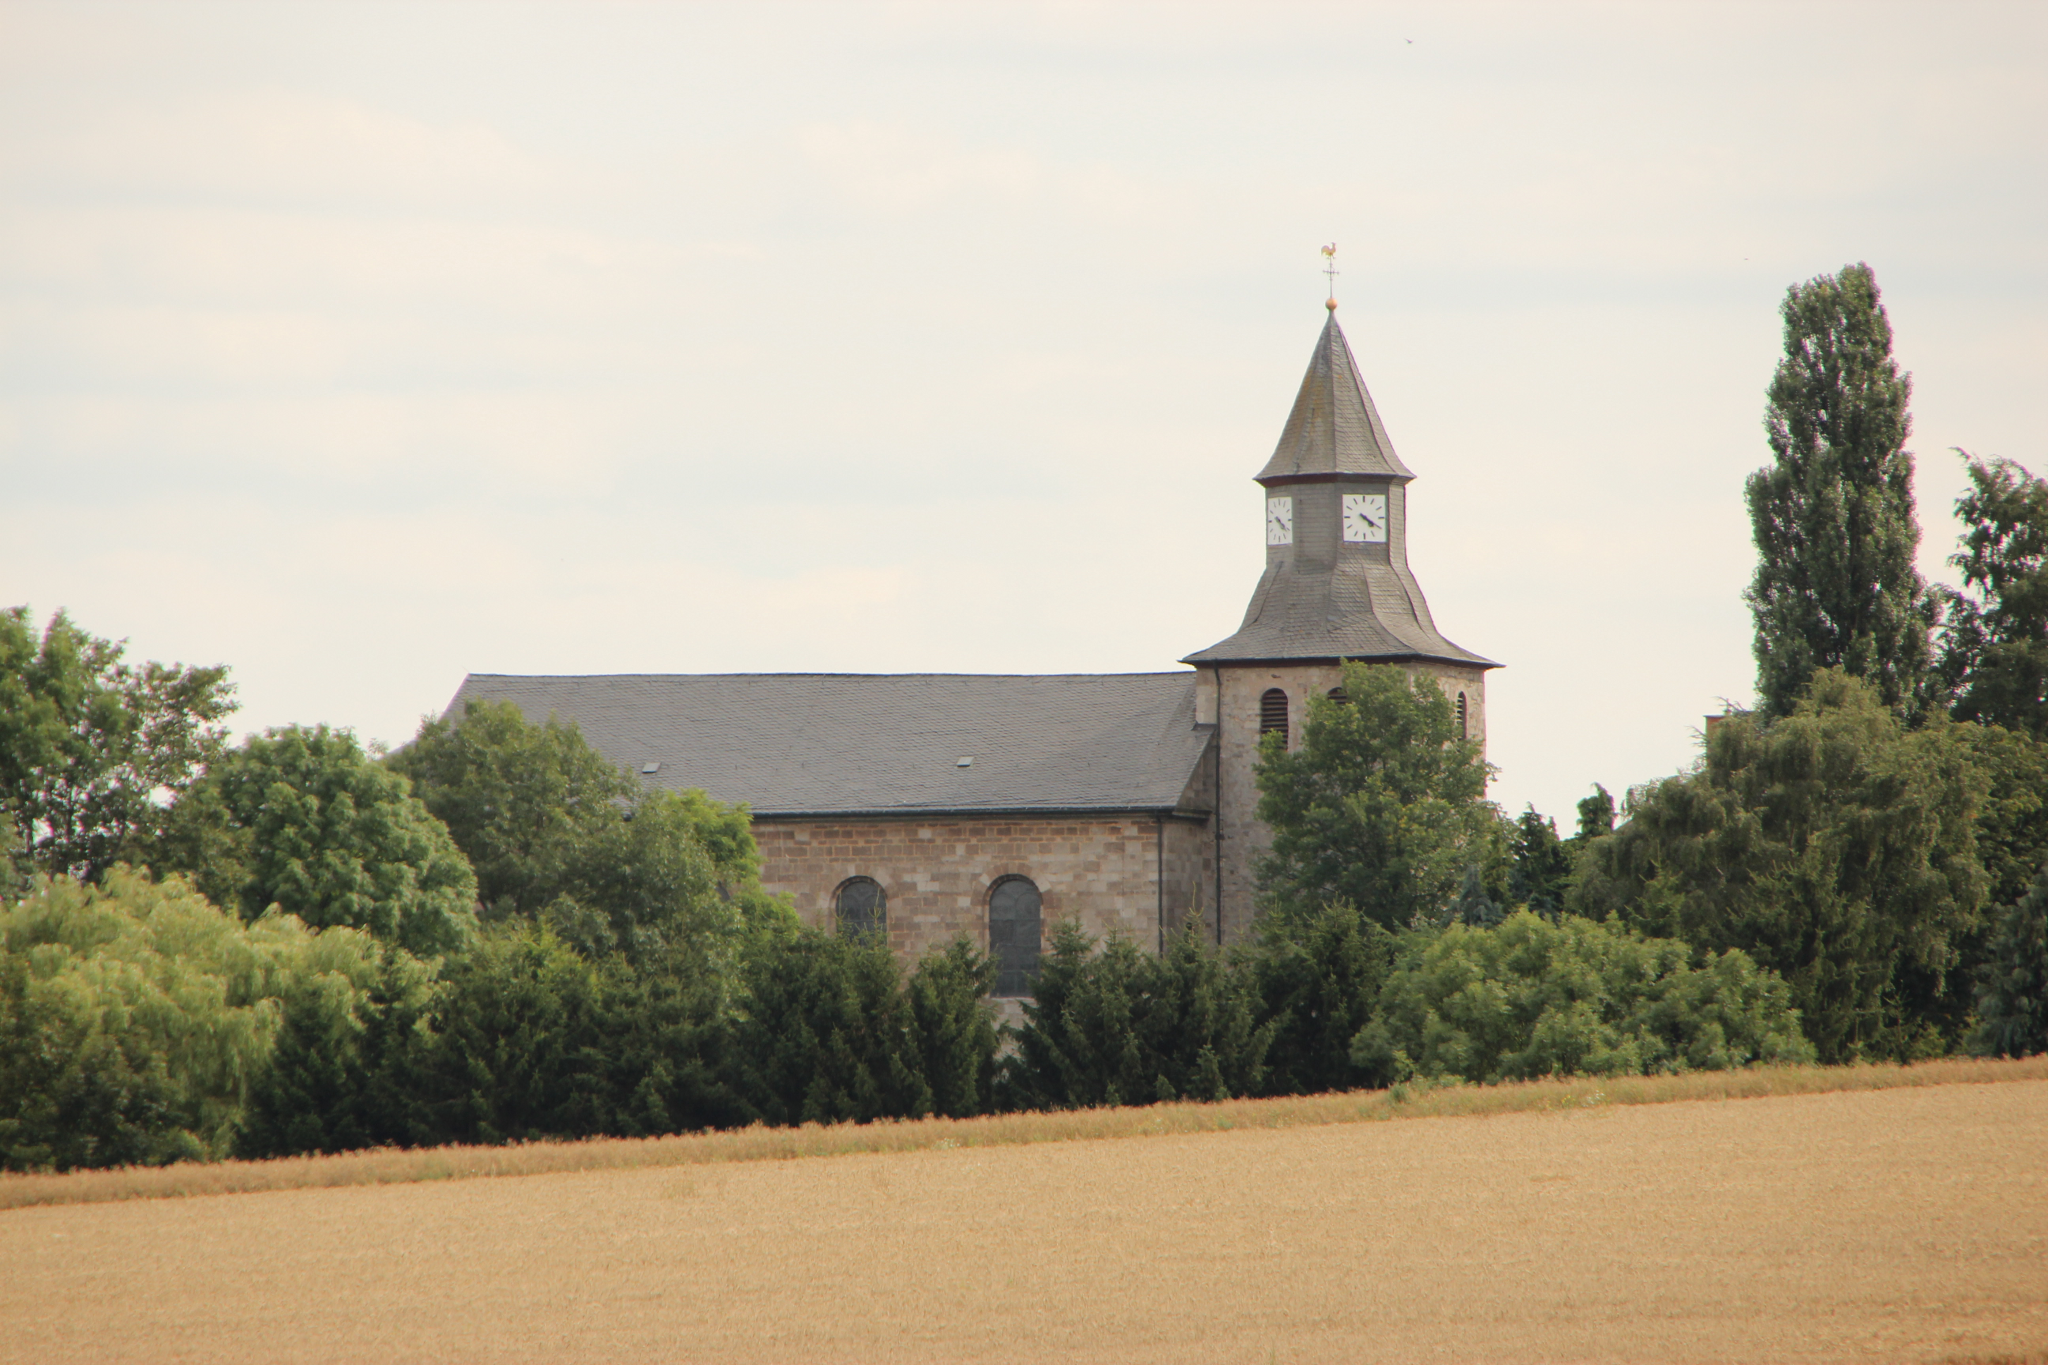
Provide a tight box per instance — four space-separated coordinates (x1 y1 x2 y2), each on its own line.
1256 310 1415 484
1186 310 1497 670
1182 559 1497 668
445 672 1214 818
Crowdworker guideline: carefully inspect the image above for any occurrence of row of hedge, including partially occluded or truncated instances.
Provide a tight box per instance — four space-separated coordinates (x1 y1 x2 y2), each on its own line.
2 869 1820 1172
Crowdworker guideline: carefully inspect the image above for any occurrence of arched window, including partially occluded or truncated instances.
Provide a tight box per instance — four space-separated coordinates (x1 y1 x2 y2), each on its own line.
1326 687 1349 704
834 877 886 940
988 876 1043 997
1457 692 1469 738
1260 688 1289 743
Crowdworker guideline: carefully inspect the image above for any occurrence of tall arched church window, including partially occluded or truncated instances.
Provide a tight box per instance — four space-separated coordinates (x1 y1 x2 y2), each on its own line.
1457 692 1469 738
835 877 886 940
988 876 1043 997
1260 688 1290 743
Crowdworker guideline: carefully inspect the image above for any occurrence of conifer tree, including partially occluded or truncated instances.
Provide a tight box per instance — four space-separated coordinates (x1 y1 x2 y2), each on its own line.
1973 860 2048 1058
1745 263 1931 718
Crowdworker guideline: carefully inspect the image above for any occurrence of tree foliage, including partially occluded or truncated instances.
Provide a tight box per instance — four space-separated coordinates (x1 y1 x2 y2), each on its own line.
1934 454 2048 737
1745 263 1931 718
1250 900 1398 1097
1002 918 1272 1109
392 701 773 965
1574 671 1985 1062
384 700 637 919
161 725 478 958
1255 661 1499 928
1972 860 2048 1059
0 869 393 1171
0 607 235 882
1509 807 1572 917
1352 912 1813 1085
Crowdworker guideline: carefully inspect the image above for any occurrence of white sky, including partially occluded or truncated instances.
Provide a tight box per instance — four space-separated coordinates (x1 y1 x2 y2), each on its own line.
3 1 2043 825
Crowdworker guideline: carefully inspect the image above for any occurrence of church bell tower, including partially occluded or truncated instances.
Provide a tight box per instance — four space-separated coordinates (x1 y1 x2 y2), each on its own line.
1185 304 1498 941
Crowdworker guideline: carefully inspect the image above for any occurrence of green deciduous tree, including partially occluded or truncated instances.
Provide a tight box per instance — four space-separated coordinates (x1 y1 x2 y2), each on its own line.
1745 263 1931 718
392 700 774 966
1574 670 1986 1062
1255 661 1500 929
1351 912 1813 1085
1001 917 1272 1110
0 607 235 882
0 869 391 1171
161 725 478 958
1934 454 2048 737
385 700 636 917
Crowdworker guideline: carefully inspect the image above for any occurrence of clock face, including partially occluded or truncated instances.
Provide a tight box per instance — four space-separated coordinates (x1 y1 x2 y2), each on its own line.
1342 493 1388 543
1265 496 1294 545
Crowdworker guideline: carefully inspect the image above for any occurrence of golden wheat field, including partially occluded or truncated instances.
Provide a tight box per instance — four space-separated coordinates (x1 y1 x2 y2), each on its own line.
6 1079 2046 1364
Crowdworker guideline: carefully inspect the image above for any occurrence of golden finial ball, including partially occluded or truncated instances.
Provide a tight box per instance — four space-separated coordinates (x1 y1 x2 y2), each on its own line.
1326 297 1338 310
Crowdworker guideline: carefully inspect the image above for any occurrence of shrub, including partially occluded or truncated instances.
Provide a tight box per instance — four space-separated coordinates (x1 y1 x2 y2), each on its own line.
731 926 933 1126
1973 861 2048 1058
1352 911 1814 1085
0 869 387 1171
1250 901 1397 1097
1003 918 1272 1110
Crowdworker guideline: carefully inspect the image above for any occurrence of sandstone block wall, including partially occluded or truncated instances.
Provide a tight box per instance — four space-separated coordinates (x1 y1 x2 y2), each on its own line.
753 812 1210 965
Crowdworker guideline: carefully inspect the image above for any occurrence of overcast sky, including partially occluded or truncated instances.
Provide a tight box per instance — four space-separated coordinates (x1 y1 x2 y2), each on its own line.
3 1 2043 824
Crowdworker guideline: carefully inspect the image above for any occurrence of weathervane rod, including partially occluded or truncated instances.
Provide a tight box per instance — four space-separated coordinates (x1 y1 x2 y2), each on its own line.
1320 242 1339 310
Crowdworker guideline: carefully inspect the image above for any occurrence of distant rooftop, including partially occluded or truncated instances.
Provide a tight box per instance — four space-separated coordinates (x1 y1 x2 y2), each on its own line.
446 672 1214 818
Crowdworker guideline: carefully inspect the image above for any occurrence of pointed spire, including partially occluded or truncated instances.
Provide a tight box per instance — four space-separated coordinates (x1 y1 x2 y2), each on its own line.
1255 313 1413 484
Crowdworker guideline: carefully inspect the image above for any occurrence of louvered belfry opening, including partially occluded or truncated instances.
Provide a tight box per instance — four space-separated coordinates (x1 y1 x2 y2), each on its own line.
1327 687 1349 704
1457 692 1469 738
1259 687 1290 743
988 876 1043 997
835 877 886 940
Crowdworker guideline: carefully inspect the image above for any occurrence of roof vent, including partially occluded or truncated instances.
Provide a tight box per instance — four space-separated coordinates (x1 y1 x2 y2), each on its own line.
956 756 974 767
641 762 661 774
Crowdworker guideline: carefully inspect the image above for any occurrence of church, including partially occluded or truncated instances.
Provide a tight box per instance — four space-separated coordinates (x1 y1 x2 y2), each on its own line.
443 305 1496 996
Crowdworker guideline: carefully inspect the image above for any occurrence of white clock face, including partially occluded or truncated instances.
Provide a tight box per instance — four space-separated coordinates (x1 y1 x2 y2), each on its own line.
1265 496 1294 545
1342 493 1388 543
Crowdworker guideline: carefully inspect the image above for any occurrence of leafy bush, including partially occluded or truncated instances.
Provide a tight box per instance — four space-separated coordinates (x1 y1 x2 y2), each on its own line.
0 870 396 1171
1003 918 1272 1109
234 932 441 1159
1352 911 1814 1085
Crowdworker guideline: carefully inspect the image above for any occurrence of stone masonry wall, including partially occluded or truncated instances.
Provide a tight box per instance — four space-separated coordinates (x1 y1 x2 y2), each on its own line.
1209 660 1487 943
753 812 1209 965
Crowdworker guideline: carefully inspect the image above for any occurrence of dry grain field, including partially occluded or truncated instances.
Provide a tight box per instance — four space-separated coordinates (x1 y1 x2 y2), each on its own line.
6 1077 2046 1364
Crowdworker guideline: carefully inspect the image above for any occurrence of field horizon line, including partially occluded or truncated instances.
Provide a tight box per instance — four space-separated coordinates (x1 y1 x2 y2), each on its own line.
5 1055 2044 1213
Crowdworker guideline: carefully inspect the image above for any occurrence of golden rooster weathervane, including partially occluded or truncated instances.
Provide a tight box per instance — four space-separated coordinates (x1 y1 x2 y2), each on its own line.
1321 243 1339 310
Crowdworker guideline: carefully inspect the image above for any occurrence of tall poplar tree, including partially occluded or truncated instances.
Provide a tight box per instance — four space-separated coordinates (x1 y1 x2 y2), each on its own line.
1746 263 1931 718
